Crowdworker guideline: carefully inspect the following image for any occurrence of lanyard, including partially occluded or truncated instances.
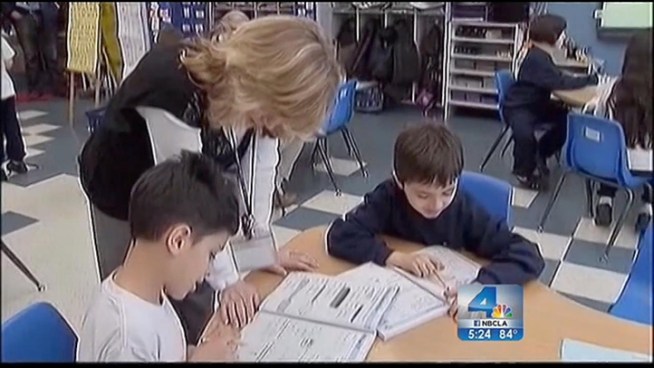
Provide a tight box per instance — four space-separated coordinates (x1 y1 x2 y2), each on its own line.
228 128 257 238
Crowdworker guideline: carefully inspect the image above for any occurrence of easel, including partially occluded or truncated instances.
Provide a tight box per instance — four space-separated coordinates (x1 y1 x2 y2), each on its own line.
66 2 104 128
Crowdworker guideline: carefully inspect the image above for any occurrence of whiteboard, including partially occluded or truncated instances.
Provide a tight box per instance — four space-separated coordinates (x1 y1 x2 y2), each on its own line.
598 2 653 29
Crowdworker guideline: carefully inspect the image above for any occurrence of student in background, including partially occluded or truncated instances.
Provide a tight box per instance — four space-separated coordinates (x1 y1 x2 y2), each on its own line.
78 152 241 362
503 14 598 190
585 29 653 232
1 31 28 181
0 2 61 101
209 9 249 43
326 123 545 319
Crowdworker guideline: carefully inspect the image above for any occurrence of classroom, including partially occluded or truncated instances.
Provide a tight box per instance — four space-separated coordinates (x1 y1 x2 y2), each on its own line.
1 1 652 363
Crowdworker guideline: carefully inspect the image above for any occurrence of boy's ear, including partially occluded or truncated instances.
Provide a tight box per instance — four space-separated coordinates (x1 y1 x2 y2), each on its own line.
165 224 193 256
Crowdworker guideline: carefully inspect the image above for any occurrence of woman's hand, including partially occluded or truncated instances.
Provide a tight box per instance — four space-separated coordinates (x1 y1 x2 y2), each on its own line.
264 248 319 276
219 281 260 329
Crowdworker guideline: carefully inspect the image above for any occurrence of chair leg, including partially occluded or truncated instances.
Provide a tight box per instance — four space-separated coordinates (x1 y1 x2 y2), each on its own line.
500 136 514 159
316 138 341 195
273 189 287 217
340 130 353 157
1 240 46 292
601 188 635 262
342 128 368 178
479 126 510 172
585 179 595 217
310 142 319 167
538 172 568 232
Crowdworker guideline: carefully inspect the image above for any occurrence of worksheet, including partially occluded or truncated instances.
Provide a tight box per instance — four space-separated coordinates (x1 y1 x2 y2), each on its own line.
234 272 397 362
238 313 376 362
261 272 398 332
338 263 449 340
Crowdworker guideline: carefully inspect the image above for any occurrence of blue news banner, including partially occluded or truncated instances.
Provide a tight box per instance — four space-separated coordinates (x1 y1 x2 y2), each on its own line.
457 284 524 341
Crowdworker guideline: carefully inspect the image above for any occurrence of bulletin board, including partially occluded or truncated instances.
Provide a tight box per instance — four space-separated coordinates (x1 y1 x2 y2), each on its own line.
66 2 101 75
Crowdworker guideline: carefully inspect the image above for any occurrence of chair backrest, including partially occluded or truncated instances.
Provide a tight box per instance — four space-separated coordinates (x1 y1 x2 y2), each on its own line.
634 221 653 280
609 222 653 325
495 70 515 123
459 171 513 227
323 80 358 135
564 113 630 183
1 303 78 363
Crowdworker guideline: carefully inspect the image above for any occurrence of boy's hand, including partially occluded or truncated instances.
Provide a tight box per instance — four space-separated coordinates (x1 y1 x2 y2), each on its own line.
190 322 240 362
264 248 319 276
445 287 459 322
219 281 260 329
386 252 443 277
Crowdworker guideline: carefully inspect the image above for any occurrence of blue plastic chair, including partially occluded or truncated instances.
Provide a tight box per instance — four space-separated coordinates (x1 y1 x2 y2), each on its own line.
460 171 513 227
479 70 515 172
538 113 649 260
1 302 78 362
609 222 653 325
479 70 561 172
311 80 366 194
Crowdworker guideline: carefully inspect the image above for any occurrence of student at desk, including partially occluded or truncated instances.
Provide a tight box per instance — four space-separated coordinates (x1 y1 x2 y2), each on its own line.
503 14 598 190
78 152 241 362
326 124 545 319
584 29 653 232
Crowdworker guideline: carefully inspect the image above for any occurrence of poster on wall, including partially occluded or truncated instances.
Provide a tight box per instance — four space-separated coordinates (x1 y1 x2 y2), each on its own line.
116 2 152 81
148 2 209 39
66 2 101 75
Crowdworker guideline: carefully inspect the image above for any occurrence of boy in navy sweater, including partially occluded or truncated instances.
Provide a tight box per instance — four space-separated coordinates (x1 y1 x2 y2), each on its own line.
503 14 598 190
327 124 545 319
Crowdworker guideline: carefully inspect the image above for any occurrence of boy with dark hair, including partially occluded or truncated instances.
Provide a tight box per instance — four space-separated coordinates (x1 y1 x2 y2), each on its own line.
78 151 242 362
327 124 545 319
504 14 598 190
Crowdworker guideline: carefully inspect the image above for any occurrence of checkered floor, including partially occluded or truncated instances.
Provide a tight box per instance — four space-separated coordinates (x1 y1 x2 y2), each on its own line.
1 100 644 331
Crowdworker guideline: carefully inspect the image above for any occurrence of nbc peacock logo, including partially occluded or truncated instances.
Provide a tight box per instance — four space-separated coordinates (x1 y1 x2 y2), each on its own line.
491 304 513 319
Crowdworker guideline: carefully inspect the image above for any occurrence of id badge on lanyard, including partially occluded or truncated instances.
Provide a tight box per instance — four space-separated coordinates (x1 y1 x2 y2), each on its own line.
227 129 278 273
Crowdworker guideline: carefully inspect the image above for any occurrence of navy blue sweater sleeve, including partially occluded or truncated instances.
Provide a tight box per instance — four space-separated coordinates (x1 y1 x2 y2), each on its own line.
327 183 394 266
460 195 545 285
520 50 598 91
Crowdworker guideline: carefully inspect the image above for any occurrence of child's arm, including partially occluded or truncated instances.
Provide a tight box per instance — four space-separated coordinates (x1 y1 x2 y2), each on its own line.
326 182 394 265
521 51 598 91
460 195 545 285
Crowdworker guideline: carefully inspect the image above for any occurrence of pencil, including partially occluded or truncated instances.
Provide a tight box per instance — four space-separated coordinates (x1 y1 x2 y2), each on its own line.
432 270 448 289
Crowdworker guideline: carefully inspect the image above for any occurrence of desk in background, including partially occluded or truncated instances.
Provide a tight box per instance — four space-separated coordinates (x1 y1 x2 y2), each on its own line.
239 227 652 362
553 86 597 109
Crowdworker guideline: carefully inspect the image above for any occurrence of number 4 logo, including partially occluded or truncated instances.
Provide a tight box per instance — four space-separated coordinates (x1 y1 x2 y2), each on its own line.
468 286 497 318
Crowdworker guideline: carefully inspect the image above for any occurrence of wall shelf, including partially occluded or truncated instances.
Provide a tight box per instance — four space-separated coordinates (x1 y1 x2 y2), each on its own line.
444 19 523 118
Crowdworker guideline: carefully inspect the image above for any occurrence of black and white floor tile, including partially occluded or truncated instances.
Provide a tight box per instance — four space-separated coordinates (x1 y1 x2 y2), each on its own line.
1 100 645 331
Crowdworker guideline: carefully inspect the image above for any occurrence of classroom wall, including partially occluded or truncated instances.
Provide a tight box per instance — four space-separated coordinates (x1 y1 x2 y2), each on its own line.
546 2 628 75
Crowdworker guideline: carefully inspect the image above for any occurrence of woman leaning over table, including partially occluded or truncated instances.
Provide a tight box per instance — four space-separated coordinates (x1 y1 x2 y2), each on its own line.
77 15 342 346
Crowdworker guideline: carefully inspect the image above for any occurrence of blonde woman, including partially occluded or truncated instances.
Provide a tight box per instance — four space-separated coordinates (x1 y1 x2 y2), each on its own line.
211 10 304 208
78 16 342 346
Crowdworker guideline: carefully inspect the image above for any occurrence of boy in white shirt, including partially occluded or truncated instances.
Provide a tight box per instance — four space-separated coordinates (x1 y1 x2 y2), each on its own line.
77 151 242 362
1 32 28 181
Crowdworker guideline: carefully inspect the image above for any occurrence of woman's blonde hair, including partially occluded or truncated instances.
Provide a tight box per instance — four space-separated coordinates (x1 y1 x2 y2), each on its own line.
182 16 343 139
211 10 249 42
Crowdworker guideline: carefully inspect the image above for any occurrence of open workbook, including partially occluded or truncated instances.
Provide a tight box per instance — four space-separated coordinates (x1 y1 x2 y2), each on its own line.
338 246 482 341
236 272 399 362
